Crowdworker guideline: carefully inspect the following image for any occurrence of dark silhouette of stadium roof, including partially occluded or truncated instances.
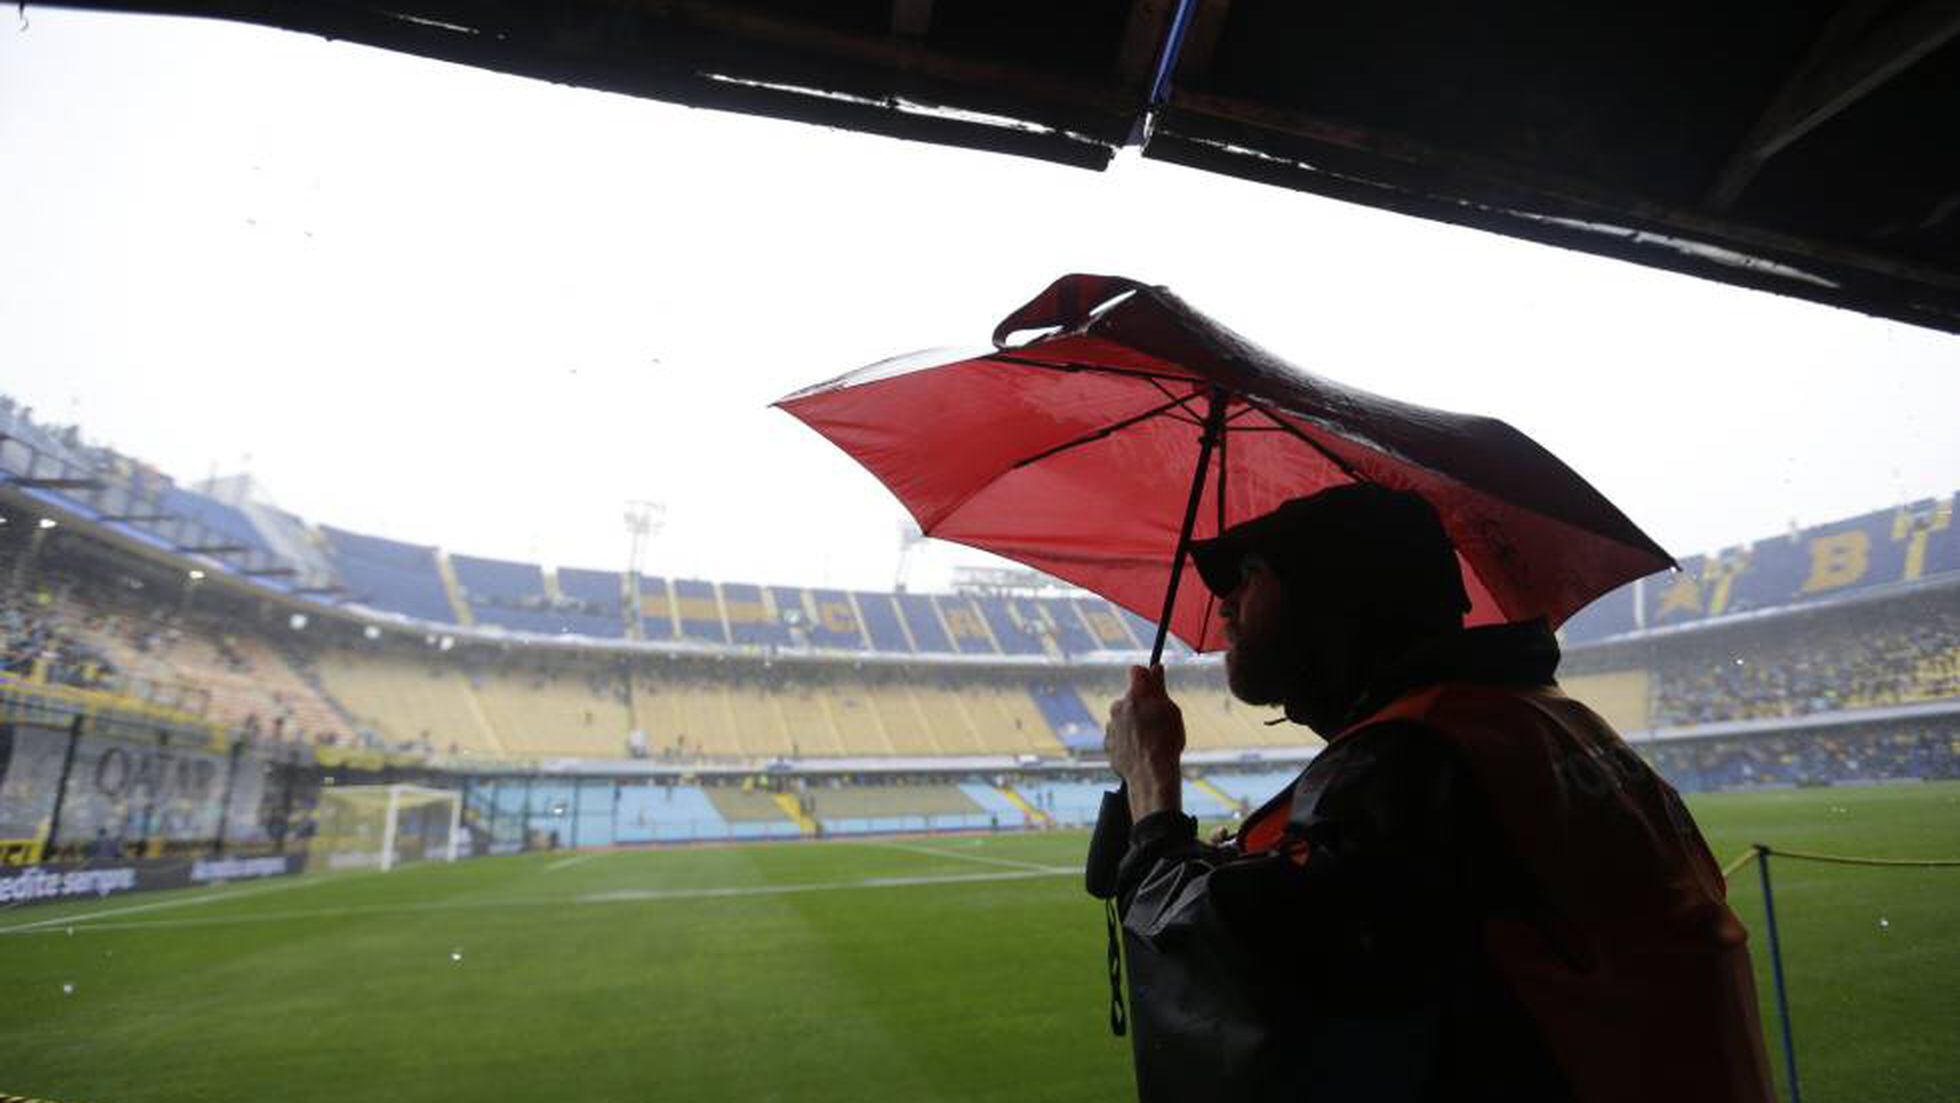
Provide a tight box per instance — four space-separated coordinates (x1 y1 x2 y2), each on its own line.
55 0 1960 334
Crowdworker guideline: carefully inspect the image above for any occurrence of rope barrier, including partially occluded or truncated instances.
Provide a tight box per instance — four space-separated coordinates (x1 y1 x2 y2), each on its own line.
1724 841 1959 1103
1721 844 1960 878
1759 846 1960 869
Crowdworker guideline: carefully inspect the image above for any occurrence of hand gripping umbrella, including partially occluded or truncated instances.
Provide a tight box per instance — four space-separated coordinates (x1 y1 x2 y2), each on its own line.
775 273 1672 1029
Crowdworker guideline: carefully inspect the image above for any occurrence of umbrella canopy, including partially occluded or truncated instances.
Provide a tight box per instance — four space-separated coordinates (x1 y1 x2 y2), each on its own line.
777 273 1671 654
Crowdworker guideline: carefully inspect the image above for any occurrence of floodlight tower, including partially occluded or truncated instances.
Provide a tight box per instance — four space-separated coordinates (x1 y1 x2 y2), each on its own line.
621 500 665 745
894 520 925 592
623 500 665 640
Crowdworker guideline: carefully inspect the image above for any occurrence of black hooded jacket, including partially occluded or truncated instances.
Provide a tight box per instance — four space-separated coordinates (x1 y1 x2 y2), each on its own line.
1115 621 1577 1102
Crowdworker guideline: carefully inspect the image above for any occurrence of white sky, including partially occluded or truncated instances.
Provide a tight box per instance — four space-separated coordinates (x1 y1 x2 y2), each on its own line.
2 9 1956 592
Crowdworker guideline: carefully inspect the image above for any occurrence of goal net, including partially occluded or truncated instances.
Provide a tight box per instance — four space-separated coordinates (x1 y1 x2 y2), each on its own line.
309 784 463 872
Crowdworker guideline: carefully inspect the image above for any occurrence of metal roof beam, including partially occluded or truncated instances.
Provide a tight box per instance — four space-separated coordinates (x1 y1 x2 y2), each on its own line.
1173 0 1230 84
1118 0 1181 90
1153 92 1960 331
1708 0 1960 210
15 477 106 490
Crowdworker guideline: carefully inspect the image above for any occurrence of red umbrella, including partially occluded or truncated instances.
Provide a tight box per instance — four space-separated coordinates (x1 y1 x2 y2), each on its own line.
781 273 1676 1039
777 273 1672 661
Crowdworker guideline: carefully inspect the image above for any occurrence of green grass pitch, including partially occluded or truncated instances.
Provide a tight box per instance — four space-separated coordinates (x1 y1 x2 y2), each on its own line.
2 782 1955 1103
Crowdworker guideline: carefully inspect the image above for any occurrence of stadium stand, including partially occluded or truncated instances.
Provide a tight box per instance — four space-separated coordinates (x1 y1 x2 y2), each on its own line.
452 553 545 606
554 567 628 639
1013 779 1112 828
321 527 454 624
5 401 1958 831
1641 721 1958 792
614 782 732 842
1203 768 1304 808
480 777 613 851
1 584 117 694
1067 667 1300 750
854 591 912 652
673 578 728 644
160 485 272 557
805 589 867 649
451 553 571 636
638 575 676 640
1038 597 1098 657
958 781 1034 827
1558 669 1653 732
896 592 955 654
34 508 1951 775
1073 599 1139 650
1029 681 1101 751
1650 595 1959 726
805 782 990 834
935 595 998 654
0 549 351 745
703 785 803 838
310 649 497 756
1180 777 1236 818
975 595 1045 656
12 394 1934 660
1562 495 1956 642
723 582 788 647
471 659 632 759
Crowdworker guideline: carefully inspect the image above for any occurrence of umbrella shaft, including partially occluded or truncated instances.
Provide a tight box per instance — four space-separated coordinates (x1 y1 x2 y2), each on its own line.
1150 388 1229 666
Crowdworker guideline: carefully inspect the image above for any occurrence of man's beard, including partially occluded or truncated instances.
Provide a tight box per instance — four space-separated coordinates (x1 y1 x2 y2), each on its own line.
1225 637 1297 707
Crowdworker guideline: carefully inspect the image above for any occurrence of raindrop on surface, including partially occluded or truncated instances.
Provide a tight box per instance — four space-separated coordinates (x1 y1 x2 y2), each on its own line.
60 982 74 995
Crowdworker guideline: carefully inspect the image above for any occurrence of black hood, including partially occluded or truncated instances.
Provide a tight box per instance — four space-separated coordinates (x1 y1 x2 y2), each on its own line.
1336 619 1561 734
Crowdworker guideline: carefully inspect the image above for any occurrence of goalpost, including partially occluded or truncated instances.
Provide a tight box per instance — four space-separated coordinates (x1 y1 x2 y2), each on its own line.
311 784 464 872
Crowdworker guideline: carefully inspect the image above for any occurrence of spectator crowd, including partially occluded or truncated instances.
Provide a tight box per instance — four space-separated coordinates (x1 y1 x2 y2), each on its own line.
1652 596 1958 726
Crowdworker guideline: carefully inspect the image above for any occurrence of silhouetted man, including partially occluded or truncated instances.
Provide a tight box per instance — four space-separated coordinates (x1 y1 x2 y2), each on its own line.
1103 485 1773 1103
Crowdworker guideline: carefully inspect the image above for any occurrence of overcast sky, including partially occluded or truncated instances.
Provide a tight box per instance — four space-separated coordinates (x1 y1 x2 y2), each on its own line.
2 9 1955 593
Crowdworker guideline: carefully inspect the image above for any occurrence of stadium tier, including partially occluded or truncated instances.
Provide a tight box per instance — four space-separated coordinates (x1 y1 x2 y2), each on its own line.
2 402 1958 789
5 479 1958 770
2 403 1953 657
319 526 454 625
308 647 1291 761
1564 495 1956 639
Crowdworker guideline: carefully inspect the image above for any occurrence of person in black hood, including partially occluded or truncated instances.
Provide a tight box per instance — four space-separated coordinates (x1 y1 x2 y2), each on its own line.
1102 485 1771 1103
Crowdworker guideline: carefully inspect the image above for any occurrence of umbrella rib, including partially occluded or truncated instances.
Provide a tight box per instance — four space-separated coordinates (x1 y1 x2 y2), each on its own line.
1007 391 1204 471
985 353 1200 385
1245 399 1365 480
1143 377 1187 405
1146 379 1206 427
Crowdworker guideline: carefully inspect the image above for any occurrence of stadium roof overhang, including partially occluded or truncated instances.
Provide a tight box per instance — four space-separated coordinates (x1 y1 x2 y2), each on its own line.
59 0 1960 334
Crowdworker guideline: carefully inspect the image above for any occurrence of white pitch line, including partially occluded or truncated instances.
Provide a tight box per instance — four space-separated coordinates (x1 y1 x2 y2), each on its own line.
867 840 1069 873
0 868 347 935
1 867 1074 935
543 852 602 873
582 866 1067 902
